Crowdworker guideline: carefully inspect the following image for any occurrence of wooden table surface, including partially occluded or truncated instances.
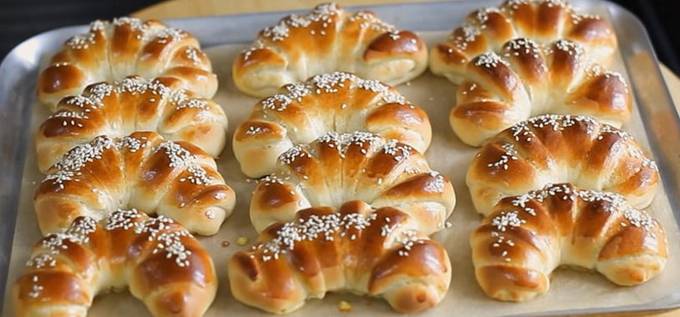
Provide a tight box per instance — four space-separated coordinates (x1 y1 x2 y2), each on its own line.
132 1 680 316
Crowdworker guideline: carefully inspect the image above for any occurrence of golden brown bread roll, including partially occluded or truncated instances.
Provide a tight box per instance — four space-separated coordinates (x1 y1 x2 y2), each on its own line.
229 201 451 314
38 17 217 109
13 209 217 317
250 131 455 234
233 3 428 97
430 0 630 146
36 76 228 172
471 183 667 302
234 71 432 178
467 114 659 216
35 131 235 236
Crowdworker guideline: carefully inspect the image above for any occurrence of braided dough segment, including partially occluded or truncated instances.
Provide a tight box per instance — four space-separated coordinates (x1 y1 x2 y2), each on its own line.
35 131 235 236
38 17 216 109
13 209 217 317
467 114 659 216
250 131 455 234
471 183 667 302
36 76 228 172
229 201 451 314
233 3 428 97
234 72 431 177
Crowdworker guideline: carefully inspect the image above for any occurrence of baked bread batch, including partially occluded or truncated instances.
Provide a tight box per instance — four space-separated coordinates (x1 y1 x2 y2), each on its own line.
10 0 672 316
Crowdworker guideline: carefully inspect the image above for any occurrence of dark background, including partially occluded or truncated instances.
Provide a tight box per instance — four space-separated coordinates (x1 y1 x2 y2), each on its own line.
0 0 679 73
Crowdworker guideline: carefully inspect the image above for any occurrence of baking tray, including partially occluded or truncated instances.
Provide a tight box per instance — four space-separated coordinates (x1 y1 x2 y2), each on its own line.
2 0 680 316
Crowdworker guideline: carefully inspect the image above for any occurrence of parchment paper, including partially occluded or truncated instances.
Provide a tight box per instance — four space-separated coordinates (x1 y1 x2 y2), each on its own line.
3 31 680 317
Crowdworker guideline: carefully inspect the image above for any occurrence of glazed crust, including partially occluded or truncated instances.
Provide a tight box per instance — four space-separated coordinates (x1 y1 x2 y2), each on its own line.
467 114 659 216
36 76 228 172
249 131 455 234
233 72 432 178
430 0 629 146
35 131 235 236
13 209 217 317
38 17 217 109
471 183 667 302
232 3 428 97
229 201 451 314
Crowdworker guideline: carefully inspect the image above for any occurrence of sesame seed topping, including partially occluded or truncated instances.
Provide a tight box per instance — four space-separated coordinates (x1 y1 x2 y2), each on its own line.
487 143 518 170
184 47 202 64
508 114 596 143
450 24 480 51
27 216 97 269
245 125 265 135
491 211 525 232
424 172 446 193
66 18 186 49
250 210 426 261
262 3 339 41
350 11 396 32
552 39 585 59
43 136 114 189
43 135 213 189
259 72 408 112
118 135 148 152
474 52 509 68
497 115 657 174
503 38 543 60
27 282 44 298
160 141 213 185
499 183 657 234
279 145 309 165
474 7 502 25
383 139 413 162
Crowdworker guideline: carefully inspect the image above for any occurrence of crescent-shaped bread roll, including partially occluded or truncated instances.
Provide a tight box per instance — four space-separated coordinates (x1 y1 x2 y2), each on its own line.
233 3 428 97
250 131 455 234
38 17 216 109
36 76 228 172
471 183 667 302
229 201 451 314
13 209 217 317
35 131 235 236
467 114 659 216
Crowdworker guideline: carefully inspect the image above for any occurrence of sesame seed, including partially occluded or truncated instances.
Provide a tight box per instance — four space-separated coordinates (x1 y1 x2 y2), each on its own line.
474 52 509 68
491 211 525 232
184 47 201 64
